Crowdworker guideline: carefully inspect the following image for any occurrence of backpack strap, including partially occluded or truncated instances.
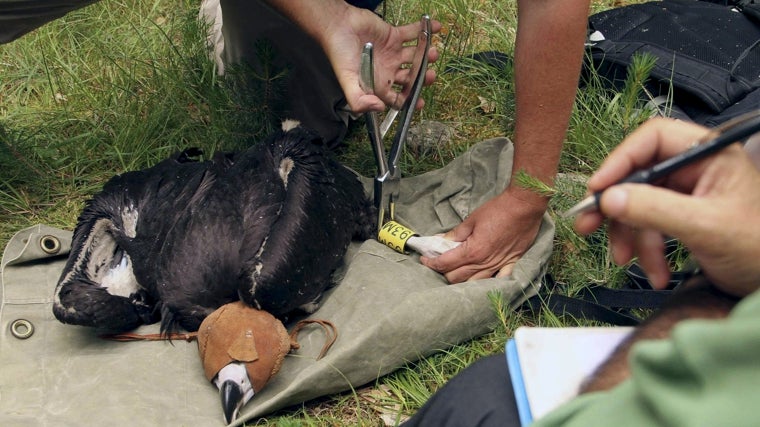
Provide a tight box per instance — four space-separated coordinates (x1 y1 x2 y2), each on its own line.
521 288 670 326
521 248 698 327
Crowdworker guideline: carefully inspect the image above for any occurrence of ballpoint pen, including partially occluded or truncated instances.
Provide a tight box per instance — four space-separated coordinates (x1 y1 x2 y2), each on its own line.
562 110 760 218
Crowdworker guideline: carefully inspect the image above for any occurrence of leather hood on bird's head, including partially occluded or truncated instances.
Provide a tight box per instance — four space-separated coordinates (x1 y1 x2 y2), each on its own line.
197 302 294 393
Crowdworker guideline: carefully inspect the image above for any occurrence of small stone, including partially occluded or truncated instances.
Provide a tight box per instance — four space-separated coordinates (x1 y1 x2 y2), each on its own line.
406 120 455 156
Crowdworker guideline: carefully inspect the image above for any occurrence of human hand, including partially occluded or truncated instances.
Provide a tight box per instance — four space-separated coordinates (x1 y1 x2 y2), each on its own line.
320 7 441 113
575 118 760 297
420 186 546 283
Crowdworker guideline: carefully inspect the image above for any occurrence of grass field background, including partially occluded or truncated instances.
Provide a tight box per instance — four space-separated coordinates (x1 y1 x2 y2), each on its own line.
0 0 655 424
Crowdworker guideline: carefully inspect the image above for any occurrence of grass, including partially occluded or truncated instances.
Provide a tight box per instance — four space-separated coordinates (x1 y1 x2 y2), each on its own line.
0 0 658 425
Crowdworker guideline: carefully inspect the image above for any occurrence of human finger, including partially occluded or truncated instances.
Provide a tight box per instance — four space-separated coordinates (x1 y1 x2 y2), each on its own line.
606 220 636 265
419 224 481 280
394 44 422 70
386 71 435 110
495 261 516 279
631 228 670 289
587 119 711 192
420 243 468 275
606 223 673 289
441 265 484 283
574 209 606 236
347 92 386 114
465 266 500 282
394 17 442 43
423 68 436 86
425 46 440 69
599 184 711 247
393 66 414 88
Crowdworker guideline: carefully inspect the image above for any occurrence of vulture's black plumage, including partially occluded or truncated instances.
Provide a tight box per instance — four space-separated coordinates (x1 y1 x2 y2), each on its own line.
53 126 375 333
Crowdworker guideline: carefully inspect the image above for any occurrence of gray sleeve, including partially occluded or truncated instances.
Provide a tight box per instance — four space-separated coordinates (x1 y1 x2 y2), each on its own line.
0 0 100 43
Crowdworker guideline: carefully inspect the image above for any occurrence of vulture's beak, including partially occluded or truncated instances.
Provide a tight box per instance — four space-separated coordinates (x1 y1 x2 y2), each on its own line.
214 362 254 424
220 379 243 424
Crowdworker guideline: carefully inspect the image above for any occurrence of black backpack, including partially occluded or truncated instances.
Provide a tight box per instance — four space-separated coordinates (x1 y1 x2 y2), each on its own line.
585 0 760 126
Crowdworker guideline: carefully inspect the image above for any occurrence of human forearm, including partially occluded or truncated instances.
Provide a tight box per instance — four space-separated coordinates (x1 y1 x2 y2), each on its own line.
263 0 350 46
512 0 590 200
421 0 589 281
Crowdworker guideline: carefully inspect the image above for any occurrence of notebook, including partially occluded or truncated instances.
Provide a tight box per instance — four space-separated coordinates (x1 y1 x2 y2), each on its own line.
506 326 634 426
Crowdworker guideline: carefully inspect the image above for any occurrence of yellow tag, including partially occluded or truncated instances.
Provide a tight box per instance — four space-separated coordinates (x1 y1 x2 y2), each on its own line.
377 220 417 253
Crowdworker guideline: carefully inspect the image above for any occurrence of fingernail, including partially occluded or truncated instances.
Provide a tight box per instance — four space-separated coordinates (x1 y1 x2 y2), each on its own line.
602 186 629 216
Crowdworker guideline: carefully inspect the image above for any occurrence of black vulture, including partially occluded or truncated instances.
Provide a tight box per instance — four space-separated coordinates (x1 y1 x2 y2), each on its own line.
52 125 376 334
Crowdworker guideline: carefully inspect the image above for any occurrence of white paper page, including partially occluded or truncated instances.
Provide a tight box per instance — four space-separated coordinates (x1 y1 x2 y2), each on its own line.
514 326 634 420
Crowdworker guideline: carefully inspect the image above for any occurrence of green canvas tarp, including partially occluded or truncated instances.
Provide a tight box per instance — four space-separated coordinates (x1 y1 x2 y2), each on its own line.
0 137 554 426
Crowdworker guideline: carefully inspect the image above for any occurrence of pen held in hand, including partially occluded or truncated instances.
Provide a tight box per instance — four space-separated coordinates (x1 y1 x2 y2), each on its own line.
562 110 760 218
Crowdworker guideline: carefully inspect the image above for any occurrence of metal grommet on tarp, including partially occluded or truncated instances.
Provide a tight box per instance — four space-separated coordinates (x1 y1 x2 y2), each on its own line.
39 235 61 255
10 319 34 339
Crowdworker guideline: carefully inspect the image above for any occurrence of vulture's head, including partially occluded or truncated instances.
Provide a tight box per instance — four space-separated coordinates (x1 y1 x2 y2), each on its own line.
197 302 295 424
